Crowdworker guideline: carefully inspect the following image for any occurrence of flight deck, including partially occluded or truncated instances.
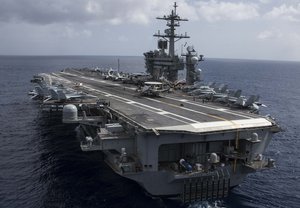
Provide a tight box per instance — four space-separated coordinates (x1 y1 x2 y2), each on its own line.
51 70 273 134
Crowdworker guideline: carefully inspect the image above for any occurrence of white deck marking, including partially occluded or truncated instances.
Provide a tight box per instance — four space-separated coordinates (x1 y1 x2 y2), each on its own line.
69 80 195 124
116 99 191 124
157 111 169 115
165 95 253 119
126 101 137 104
217 108 227 111
180 106 227 121
157 110 198 122
143 95 228 121
115 95 196 123
167 112 198 123
55 72 254 125
157 118 272 133
145 97 162 103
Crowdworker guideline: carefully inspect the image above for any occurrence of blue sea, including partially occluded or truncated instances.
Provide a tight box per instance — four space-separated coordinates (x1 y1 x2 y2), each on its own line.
0 56 299 208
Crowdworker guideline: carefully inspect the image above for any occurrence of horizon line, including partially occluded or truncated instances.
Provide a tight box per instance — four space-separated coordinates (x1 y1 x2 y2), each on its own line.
0 54 299 63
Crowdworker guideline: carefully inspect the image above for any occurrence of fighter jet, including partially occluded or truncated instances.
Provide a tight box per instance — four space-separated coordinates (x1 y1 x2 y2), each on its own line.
29 85 51 100
234 95 258 107
187 86 216 96
123 72 152 85
103 68 117 80
230 95 265 113
213 84 228 93
182 81 215 93
214 89 242 103
112 72 128 81
52 89 97 101
30 80 66 100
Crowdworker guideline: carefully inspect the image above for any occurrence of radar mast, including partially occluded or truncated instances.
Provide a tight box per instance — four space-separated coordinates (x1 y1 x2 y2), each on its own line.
154 2 190 57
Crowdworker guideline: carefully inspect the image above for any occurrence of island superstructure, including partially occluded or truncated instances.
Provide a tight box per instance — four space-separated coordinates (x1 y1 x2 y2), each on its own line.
144 2 203 84
30 3 280 203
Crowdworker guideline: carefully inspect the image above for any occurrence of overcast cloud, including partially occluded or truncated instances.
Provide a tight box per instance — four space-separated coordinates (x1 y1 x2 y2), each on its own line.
0 0 175 25
0 0 299 61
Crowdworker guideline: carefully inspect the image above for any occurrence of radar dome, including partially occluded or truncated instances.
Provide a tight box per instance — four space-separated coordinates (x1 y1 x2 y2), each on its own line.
191 56 198 64
63 104 78 123
196 68 202 74
209 153 219 163
251 132 260 142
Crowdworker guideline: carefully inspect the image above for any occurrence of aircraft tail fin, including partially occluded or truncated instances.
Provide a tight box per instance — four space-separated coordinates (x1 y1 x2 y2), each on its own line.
234 89 242 98
245 95 256 107
221 84 228 93
57 90 67 100
49 89 59 100
35 86 44 97
234 96 244 106
214 84 228 93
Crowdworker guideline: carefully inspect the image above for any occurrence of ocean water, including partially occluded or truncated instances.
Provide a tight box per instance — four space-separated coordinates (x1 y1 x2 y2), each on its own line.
0 56 299 208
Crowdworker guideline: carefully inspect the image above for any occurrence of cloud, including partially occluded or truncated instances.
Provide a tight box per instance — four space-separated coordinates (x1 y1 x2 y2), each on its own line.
257 29 282 40
0 0 177 25
0 0 93 24
194 0 259 22
265 3 300 22
60 26 92 38
258 0 271 4
117 35 129 42
0 0 263 26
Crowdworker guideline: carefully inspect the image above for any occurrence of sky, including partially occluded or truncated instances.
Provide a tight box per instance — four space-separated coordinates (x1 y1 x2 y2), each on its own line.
0 0 300 61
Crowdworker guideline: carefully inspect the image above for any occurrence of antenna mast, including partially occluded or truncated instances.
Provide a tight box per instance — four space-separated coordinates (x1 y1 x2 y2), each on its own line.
154 2 190 57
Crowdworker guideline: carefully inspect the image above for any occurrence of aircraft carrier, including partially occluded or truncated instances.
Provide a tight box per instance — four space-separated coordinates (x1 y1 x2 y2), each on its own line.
30 3 280 204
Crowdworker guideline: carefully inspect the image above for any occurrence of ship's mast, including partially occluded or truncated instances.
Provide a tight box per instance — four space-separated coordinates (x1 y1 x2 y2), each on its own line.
154 2 190 57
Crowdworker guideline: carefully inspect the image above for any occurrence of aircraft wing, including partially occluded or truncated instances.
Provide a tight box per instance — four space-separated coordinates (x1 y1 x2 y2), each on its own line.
65 93 97 100
227 97 238 103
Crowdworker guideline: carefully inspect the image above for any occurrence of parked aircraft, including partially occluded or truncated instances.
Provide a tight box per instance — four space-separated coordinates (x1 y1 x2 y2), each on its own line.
123 72 152 85
230 95 265 113
234 95 258 107
55 90 97 101
214 89 242 103
138 82 170 97
29 78 96 102
187 86 215 96
182 82 215 93
213 84 228 93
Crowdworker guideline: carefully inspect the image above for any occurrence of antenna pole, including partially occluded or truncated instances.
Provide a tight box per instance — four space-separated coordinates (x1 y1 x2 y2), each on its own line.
154 2 189 57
